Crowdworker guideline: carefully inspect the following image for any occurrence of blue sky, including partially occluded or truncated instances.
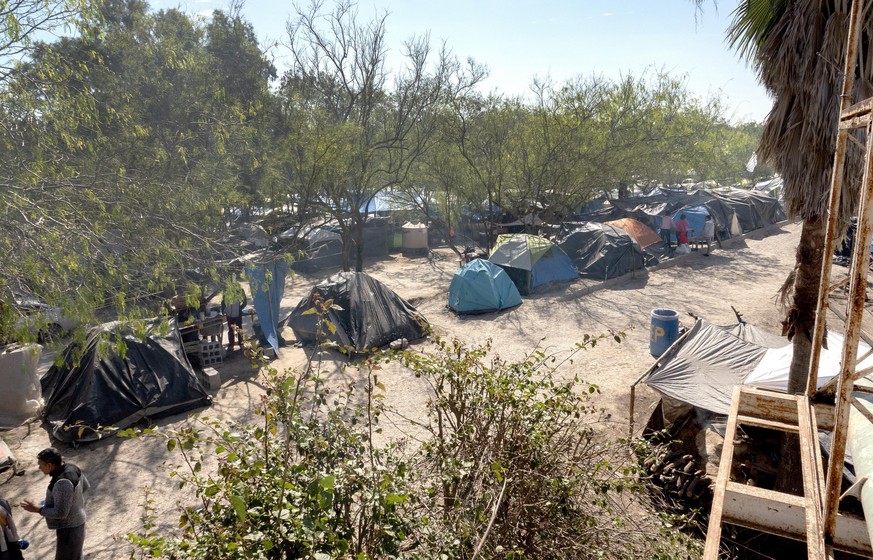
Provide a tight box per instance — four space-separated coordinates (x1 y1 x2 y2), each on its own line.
160 0 772 123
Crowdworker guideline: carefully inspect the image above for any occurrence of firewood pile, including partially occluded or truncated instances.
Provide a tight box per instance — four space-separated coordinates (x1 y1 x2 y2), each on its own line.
645 448 712 504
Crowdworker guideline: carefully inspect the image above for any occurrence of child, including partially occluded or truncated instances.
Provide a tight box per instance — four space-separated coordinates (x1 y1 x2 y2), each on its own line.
0 497 23 560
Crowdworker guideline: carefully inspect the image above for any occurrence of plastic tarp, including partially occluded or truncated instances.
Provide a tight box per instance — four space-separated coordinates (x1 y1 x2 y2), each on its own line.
286 271 430 352
557 222 646 280
0 344 43 427
644 320 768 415
488 234 577 295
448 258 522 314
245 259 290 356
645 319 872 414
744 330 873 391
726 322 787 349
604 218 662 248
41 321 211 443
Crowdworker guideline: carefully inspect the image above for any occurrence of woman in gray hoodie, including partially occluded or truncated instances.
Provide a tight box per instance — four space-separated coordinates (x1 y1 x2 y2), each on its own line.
21 448 89 560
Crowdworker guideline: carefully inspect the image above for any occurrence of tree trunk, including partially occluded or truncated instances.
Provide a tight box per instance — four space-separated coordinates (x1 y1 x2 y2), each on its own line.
354 220 365 273
776 216 826 494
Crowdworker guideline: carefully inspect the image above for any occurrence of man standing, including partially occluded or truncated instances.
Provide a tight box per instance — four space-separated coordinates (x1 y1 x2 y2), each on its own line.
659 211 674 250
699 214 716 256
221 282 248 352
21 448 89 560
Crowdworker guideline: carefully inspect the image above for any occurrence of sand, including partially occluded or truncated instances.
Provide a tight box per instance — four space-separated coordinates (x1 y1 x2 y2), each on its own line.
0 220 802 559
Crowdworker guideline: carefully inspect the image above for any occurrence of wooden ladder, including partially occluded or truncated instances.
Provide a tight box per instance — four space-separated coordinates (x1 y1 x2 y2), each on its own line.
704 0 873 557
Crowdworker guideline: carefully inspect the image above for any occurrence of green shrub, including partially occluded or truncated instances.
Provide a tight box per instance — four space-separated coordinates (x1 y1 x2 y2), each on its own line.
127 334 699 559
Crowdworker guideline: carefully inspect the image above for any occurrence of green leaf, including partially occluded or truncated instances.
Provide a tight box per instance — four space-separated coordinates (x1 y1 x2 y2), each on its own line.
229 495 247 522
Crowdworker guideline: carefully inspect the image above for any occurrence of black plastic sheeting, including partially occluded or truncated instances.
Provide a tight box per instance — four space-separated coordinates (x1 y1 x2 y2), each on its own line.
41 321 211 444
557 222 652 280
286 271 429 353
578 188 785 236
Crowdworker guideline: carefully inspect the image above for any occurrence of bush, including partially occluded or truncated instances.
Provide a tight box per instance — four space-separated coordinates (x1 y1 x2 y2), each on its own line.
127 335 699 559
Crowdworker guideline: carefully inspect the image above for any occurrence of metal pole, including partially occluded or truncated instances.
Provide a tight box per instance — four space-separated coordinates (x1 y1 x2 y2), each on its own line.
825 119 873 542
806 0 866 398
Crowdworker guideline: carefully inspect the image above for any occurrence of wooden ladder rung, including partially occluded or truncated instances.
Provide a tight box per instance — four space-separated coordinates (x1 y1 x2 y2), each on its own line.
839 113 872 130
736 414 799 433
841 96 873 121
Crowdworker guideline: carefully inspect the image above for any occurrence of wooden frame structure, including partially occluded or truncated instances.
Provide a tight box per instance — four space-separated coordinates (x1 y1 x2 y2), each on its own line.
704 1 873 556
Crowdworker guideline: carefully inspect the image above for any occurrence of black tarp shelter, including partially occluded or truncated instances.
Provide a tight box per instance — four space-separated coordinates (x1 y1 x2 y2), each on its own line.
41 321 211 443
286 271 429 353
557 222 650 280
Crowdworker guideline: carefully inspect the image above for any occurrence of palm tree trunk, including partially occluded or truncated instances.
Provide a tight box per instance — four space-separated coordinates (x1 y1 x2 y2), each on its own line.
777 216 826 494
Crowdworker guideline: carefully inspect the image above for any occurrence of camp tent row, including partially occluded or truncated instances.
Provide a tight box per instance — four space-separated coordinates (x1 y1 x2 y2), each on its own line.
580 188 785 243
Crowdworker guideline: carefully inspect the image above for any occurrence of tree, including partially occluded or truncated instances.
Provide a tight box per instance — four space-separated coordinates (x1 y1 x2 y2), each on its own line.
280 0 454 271
703 0 870 492
0 0 277 343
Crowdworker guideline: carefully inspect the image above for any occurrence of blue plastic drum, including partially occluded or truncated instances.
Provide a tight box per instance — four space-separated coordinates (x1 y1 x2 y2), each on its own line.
650 308 679 357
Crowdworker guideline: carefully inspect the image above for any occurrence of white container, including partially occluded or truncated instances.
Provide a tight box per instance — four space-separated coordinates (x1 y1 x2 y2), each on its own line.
0 344 43 426
401 222 428 251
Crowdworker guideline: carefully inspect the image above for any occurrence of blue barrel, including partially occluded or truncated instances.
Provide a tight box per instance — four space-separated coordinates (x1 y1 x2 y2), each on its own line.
650 308 679 357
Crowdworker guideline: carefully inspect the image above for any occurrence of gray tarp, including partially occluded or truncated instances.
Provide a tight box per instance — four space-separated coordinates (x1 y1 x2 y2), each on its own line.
644 320 768 414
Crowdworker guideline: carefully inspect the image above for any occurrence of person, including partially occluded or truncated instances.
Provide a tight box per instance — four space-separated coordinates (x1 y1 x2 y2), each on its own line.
221 283 248 352
674 214 690 246
698 214 716 256
0 496 23 560
21 448 89 560
659 211 674 249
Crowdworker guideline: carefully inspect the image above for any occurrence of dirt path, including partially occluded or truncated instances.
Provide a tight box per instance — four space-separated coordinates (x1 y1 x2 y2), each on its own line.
0 220 801 559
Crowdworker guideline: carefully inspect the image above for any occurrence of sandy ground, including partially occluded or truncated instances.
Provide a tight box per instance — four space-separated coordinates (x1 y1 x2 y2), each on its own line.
0 220 803 559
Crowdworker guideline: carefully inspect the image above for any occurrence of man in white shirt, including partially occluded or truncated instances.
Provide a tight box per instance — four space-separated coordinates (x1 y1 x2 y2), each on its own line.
699 215 715 256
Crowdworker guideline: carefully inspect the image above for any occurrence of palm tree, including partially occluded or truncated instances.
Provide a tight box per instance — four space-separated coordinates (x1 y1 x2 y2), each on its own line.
699 0 872 491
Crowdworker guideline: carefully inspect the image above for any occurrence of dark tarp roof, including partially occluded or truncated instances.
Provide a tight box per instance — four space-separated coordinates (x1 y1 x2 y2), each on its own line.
579 189 784 235
286 271 429 352
557 222 648 280
41 321 211 443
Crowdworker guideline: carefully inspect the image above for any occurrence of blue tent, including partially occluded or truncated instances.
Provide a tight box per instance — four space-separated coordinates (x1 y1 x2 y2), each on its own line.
489 234 578 295
672 205 709 242
448 259 522 314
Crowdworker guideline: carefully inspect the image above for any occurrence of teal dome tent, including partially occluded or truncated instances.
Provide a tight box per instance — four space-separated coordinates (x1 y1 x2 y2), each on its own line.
448 259 522 314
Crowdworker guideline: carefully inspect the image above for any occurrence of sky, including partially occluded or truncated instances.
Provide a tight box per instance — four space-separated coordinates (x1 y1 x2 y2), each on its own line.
156 0 773 123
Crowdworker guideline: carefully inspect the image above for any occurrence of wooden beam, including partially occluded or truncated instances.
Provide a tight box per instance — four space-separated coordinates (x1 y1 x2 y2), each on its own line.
704 386 743 559
736 414 799 433
797 397 827 558
721 482 872 557
842 97 873 121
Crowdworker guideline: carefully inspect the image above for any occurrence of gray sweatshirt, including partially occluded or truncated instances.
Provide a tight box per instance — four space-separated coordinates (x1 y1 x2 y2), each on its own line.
42 465 90 530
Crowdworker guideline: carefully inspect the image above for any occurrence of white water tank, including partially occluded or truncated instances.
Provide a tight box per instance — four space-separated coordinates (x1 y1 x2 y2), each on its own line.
401 222 428 256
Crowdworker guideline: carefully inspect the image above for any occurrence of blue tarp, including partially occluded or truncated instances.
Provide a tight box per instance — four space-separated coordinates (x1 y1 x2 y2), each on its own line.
672 205 709 242
448 259 522 314
245 259 291 356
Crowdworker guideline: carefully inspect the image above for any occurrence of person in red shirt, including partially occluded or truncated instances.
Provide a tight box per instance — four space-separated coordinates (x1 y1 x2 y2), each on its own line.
674 214 690 245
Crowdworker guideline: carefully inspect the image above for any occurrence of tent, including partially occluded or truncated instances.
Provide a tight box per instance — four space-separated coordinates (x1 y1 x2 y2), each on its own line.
604 218 662 249
286 271 429 353
488 234 578 295
41 321 211 443
643 319 872 415
557 222 649 280
448 258 522 314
